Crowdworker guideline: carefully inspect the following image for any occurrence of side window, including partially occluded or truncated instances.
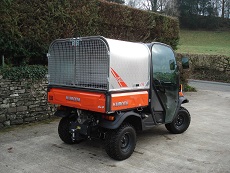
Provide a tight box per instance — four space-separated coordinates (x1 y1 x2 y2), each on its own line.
152 44 177 84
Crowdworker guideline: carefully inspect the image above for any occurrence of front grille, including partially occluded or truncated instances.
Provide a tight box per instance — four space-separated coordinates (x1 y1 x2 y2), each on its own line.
48 38 109 90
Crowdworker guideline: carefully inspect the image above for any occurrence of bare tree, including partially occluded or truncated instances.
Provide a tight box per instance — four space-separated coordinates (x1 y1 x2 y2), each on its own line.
158 0 168 12
127 0 135 7
142 0 158 11
222 0 225 17
164 0 179 16
153 0 158 11
219 0 230 18
126 0 142 8
211 0 221 16
226 0 230 18
106 0 125 4
139 0 167 12
127 0 229 18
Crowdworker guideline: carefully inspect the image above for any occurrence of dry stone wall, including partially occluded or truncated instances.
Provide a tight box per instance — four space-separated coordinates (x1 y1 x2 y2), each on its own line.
0 76 56 129
177 53 230 73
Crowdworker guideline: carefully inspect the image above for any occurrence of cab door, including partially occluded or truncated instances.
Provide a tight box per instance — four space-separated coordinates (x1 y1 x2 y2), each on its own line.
151 43 179 123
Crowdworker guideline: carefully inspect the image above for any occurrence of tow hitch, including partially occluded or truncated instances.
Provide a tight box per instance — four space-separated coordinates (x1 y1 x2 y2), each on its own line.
69 121 89 141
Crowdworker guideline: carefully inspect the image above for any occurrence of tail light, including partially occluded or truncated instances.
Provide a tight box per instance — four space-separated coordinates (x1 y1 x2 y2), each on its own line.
102 115 115 121
48 95 53 101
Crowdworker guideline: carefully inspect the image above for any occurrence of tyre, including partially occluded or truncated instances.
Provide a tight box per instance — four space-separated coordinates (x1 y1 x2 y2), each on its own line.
58 117 82 144
105 123 136 161
165 107 191 134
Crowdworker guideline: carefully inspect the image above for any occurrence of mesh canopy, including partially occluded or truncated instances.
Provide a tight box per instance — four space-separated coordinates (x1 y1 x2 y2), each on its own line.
48 38 109 90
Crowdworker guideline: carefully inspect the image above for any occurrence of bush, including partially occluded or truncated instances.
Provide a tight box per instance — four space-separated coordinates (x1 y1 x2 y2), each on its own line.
0 65 47 81
180 14 230 30
192 67 230 83
177 53 230 83
0 0 179 65
184 84 196 92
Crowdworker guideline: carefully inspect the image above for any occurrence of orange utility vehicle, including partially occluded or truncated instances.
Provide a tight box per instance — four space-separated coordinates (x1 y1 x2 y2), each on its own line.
47 37 190 160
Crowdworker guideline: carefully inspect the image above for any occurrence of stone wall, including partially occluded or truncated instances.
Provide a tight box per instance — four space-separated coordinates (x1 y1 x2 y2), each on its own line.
177 53 230 83
0 76 56 129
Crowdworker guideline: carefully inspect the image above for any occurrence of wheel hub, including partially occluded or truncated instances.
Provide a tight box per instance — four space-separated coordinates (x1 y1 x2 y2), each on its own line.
121 133 130 149
175 115 184 126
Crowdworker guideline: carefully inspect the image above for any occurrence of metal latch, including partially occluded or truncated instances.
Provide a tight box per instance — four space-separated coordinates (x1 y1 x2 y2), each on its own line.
71 38 81 46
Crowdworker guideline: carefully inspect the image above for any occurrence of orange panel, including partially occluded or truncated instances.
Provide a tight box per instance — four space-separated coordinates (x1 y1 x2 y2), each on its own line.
48 88 106 113
111 91 149 111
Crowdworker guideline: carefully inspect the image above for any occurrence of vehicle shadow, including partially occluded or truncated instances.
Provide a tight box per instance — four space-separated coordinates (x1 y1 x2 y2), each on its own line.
54 125 175 162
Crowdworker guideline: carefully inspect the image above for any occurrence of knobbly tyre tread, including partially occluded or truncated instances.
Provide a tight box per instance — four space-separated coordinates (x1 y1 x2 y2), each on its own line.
165 107 191 134
105 123 136 161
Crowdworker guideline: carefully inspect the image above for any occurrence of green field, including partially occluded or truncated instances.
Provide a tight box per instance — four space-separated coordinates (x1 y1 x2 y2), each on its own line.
177 30 230 56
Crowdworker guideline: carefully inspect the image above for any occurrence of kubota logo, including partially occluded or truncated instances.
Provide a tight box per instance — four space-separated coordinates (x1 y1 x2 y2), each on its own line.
66 96 80 102
113 101 128 107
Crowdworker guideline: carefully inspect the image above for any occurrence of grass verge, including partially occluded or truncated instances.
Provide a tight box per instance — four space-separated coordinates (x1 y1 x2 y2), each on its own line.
177 29 230 56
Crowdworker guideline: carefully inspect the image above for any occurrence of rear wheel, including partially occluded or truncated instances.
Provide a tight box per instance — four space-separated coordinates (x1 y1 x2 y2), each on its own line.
58 117 83 144
105 123 136 161
165 107 191 134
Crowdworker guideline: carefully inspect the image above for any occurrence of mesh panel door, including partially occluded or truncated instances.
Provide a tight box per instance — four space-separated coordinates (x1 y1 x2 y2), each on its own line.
75 38 109 90
48 40 75 86
48 38 109 90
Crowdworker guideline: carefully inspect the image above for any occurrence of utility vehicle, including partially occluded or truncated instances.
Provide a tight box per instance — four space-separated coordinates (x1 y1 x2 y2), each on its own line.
47 36 190 160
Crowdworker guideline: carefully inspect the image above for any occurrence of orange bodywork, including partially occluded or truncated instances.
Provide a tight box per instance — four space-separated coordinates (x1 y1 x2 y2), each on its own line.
179 91 184 97
48 88 106 113
48 88 149 113
111 91 149 111
179 84 184 97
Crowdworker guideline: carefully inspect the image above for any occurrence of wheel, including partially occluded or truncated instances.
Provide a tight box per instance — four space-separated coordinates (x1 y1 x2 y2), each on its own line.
165 107 191 134
105 123 136 161
58 117 74 144
58 117 82 144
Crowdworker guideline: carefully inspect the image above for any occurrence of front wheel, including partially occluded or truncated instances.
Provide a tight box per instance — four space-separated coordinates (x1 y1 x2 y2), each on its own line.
105 123 136 161
165 107 191 134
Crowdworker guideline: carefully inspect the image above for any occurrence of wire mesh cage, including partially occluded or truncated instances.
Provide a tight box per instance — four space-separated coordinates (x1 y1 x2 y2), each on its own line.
48 37 109 90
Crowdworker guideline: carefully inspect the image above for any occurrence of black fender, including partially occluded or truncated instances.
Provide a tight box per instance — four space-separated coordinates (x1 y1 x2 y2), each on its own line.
169 96 189 123
99 111 142 130
179 96 189 105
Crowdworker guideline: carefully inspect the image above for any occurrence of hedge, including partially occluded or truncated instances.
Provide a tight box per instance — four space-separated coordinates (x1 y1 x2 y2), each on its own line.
177 53 230 84
0 0 179 64
0 65 47 81
180 14 230 30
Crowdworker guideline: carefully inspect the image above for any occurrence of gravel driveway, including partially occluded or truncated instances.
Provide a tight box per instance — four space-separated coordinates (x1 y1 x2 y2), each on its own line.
0 80 230 173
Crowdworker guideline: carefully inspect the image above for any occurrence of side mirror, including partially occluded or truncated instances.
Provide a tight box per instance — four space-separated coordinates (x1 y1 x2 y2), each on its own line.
182 57 189 69
169 59 175 70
